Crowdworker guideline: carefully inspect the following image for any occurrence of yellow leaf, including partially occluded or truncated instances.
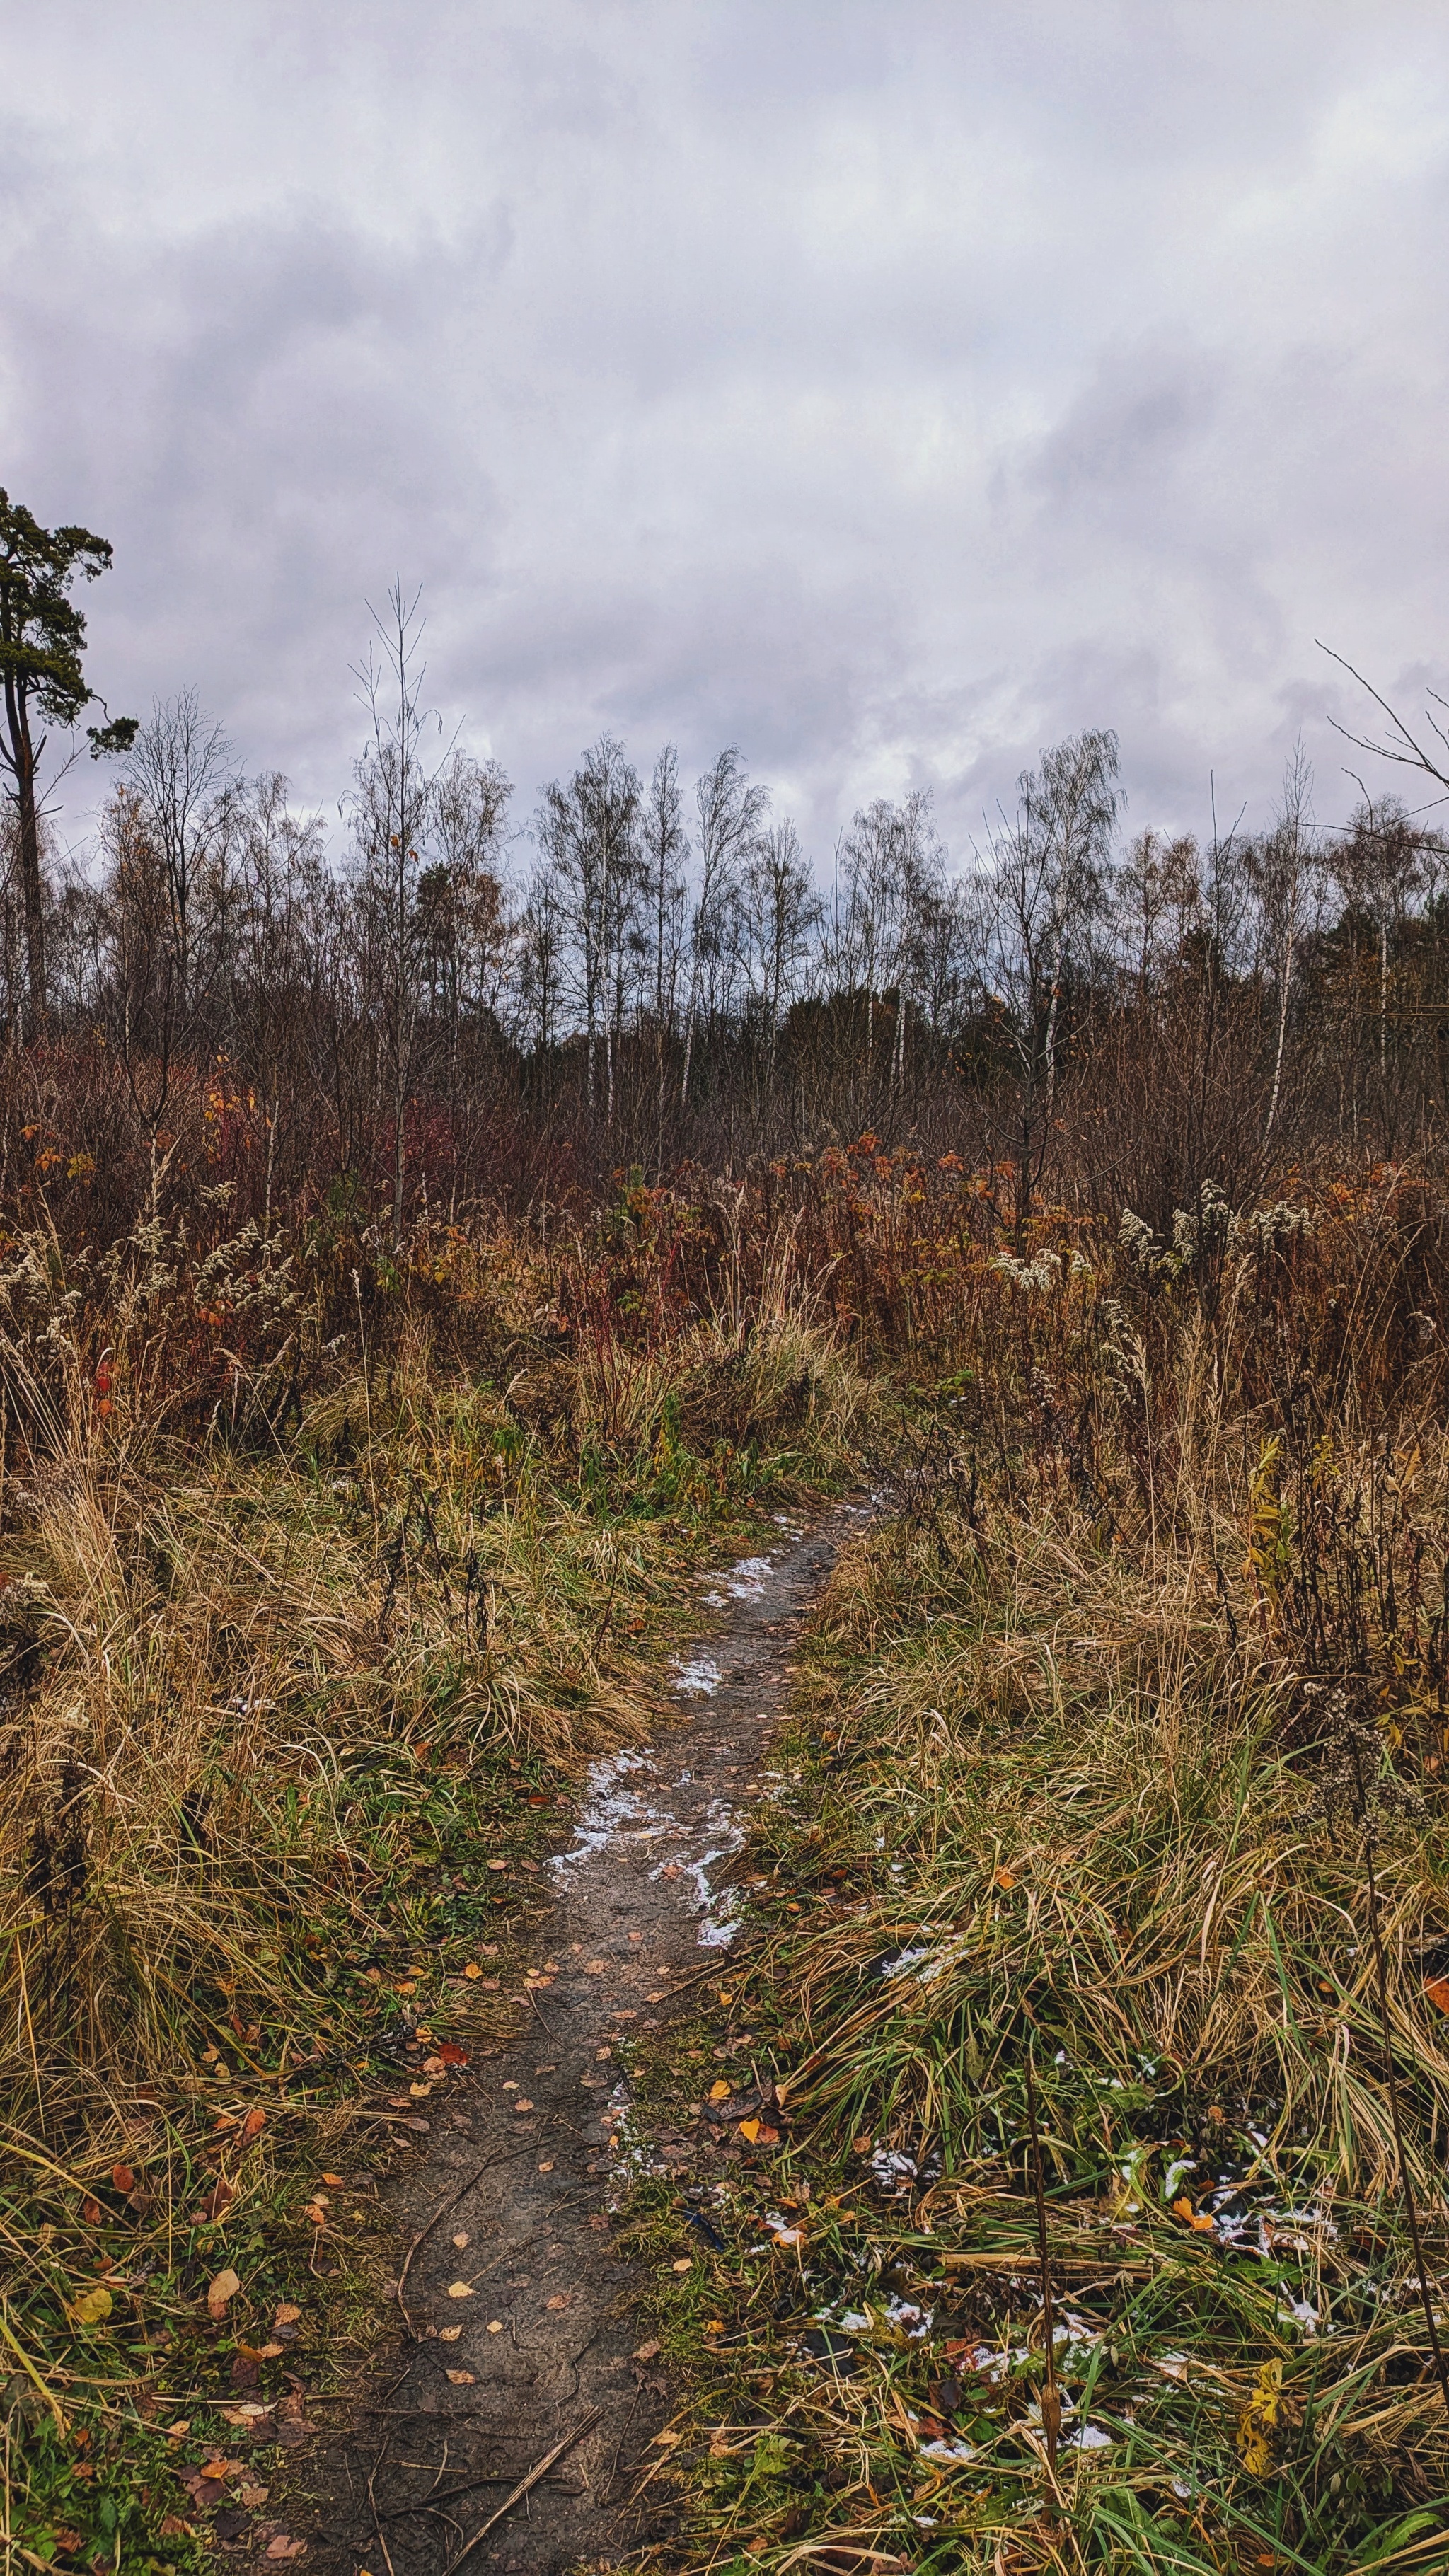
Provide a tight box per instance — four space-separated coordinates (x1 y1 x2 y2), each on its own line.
708 2080 732 2102
463 1963 483 1980
70 2287 113 2326
738 2118 762 2143
446 2281 473 2299
1236 2360 1283 2478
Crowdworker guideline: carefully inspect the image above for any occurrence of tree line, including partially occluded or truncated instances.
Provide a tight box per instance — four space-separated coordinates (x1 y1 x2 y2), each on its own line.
6 502 1449 1243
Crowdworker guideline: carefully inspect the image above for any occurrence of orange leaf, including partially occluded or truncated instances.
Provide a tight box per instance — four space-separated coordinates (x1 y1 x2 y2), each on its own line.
319 2172 343 2186
111 2164 137 2195
439 2042 468 2066
1426 1975 1449 2014
242 2109 267 2142
1172 2195 1216 2235
81 2195 102 2226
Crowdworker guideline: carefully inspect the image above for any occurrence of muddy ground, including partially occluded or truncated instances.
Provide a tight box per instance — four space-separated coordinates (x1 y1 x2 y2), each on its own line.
304 1504 858 2576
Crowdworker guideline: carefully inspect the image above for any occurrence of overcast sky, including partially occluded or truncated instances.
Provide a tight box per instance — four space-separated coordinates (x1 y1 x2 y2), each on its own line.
5 1 1449 872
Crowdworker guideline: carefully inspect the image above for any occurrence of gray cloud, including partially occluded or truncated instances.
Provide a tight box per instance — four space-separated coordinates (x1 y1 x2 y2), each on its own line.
4 0 1449 867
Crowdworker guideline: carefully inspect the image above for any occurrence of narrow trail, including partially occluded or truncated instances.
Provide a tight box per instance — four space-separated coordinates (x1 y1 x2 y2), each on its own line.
309 1503 861 2576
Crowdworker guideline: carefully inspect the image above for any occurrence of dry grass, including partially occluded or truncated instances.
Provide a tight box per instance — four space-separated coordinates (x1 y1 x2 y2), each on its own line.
0 1201 870 2566
620 1179 1449 2576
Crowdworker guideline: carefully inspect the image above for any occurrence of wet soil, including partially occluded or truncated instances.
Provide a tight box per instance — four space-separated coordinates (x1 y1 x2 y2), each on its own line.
305 1504 858 2576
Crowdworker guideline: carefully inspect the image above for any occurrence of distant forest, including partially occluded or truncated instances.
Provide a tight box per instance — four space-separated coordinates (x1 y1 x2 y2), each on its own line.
6 553 1449 1246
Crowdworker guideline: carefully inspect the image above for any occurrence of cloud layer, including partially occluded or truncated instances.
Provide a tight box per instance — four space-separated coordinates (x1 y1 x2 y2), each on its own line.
5 1 1449 863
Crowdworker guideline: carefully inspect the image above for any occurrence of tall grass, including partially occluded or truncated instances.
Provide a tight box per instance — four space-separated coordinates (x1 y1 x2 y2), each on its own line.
629 1165 1449 2573
0 1192 868 2565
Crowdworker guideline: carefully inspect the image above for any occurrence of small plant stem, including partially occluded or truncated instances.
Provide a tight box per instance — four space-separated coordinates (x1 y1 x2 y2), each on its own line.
1024 2047 1061 2474
1363 1829 1449 2415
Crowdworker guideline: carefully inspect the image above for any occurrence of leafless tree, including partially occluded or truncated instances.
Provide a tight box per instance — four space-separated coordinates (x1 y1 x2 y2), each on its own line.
126 691 234 1014
347 583 442 1244
681 749 768 1107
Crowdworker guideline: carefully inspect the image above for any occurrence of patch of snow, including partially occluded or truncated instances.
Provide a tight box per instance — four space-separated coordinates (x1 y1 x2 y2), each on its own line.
673 1658 721 1697
723 1554 776 1598
870 2147 918 2192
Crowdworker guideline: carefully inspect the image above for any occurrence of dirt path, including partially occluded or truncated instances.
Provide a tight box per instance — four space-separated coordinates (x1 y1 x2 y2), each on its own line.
308 1505 858 2576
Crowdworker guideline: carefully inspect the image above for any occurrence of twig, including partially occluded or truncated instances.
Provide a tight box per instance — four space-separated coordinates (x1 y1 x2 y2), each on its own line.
601 2380 642 2502
447 2408 601 2570
366 2451 398 2576
395 2144 537 2338
1023 2051 1061 2476
526 1985 556 2039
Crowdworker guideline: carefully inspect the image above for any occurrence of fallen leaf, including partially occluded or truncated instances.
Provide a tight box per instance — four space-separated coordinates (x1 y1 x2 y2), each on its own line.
446 2281 474 2299
652 2427 683 2447
439 2042 468 2066
993 1866 1017 1890
851 2135 872 2154
446 2369 475 2385
158 2516 191 2539
438 2325 463 2343
1237 2359 1283 2477
273 2304 301 2326
1172 2195 1216 2236
242 2109 267 2142
463 1962 483 1979
238 2485 270 2507
203 2176 236 2221
545 2294 571 2311
487 2319 504 2333
111 2162 136 2194
708 2081 732 2102
672 2258 693 2272
319 2171 343 2186
304 2200 328 2224
633 2340 661 2362
69 2286 114 2326
705 2318 724 2333
513 2098 534 2112
265 2537 307 2561
585 1959 608 1975
451 2231 471 2249
238 2340 285 2362
486 1860 507 1873
1426 1975 1449 2014
538 2161 555 2173
81 2195 102 2226
408 2084 432 2100
207 2267 243 2318
164 2420 191 2440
